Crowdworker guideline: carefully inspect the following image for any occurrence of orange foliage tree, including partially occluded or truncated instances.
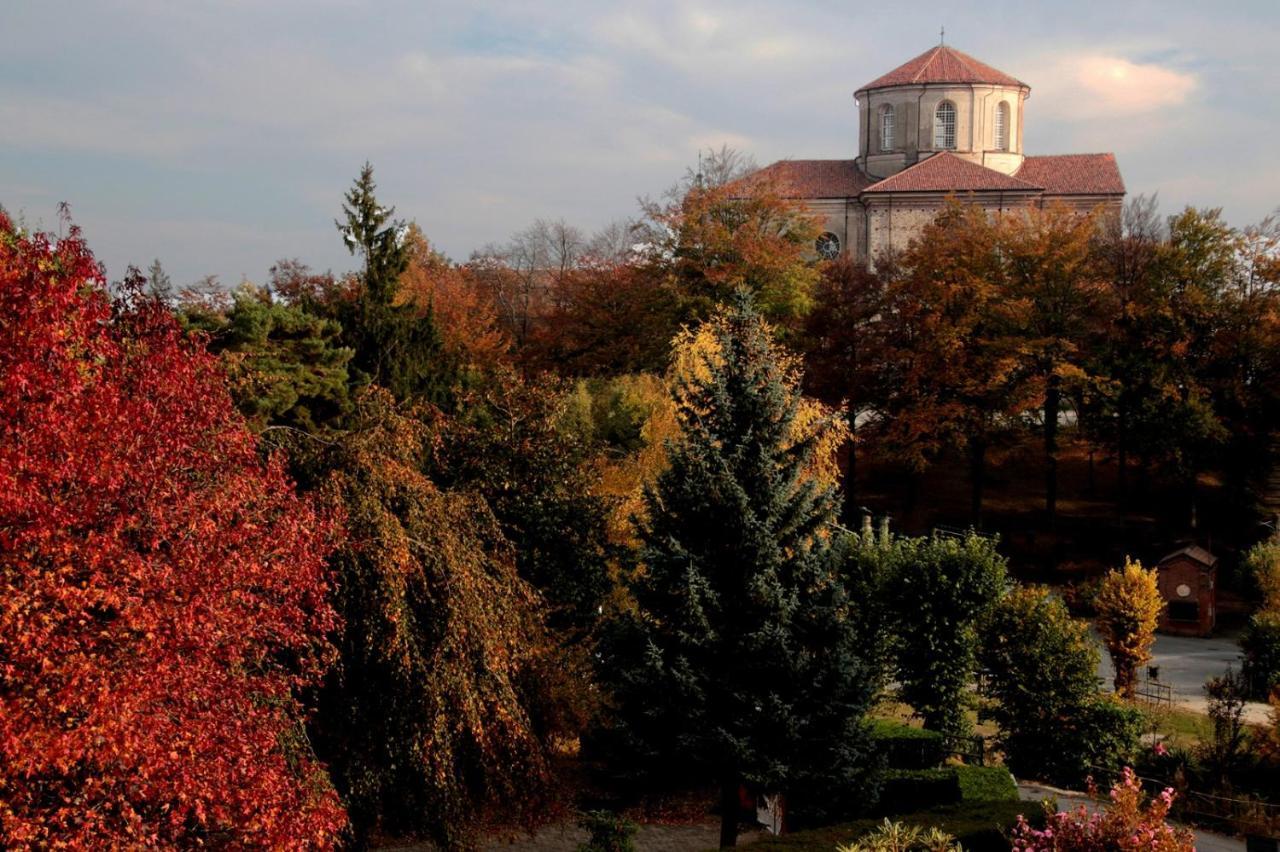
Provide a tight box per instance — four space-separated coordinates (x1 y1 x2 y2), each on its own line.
0 213 345 848
870 203 1028 522
397 223 510 373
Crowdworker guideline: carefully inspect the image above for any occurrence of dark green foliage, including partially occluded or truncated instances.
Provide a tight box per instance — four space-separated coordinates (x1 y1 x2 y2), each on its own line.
336 163 455 404
954 766 1018 803
1199 668 1252 787
869 720 946 770
599 294 879 838
1242 610 1280 699
886 534 1007 738
834 531 897 693
879 769 960 811
979 585 1135 786
750 802 1043 852
432 370 614 634
576 810 638 852
879 766 1018 812
181 286 354 432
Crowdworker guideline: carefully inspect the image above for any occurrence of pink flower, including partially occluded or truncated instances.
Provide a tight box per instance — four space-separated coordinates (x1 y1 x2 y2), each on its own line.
1154 742 1168 756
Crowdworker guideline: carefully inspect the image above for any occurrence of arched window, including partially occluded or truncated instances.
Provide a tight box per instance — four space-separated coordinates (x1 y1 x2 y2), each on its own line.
933 100 956 150
815 232 840 260
880 104 895 152
995 101 1010 151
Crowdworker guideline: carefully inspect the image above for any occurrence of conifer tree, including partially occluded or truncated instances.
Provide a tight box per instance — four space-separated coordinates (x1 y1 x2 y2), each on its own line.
601 293 877 847
336 163 454 402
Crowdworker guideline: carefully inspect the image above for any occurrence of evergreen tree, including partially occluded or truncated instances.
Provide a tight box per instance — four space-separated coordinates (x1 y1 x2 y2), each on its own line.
146 257 172 301
336 163 454 403
181 285 354 432
601 293 878 847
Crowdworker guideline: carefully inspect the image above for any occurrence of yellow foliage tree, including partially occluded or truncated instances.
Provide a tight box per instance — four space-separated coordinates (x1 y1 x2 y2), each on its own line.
1095 558 1164 698
588 319 849 614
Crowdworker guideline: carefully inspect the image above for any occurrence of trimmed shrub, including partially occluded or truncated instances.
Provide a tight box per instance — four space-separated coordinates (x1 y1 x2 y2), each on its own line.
870 720 947 770
879 769 959 811
878 765 1017 813
954 766 1018 802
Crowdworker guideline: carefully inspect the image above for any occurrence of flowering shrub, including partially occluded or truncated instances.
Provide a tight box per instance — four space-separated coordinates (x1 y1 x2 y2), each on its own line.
1011 768 1194 851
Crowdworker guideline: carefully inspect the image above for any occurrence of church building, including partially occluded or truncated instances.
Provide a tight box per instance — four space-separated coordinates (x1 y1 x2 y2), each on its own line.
741 43 1126 262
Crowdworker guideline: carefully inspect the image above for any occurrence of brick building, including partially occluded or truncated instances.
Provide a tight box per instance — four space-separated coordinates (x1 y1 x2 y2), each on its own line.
737 43 1126 262
1155 545 1218 638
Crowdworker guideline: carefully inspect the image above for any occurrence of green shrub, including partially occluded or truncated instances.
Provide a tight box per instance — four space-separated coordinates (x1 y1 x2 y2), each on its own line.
954 766 1018 802
870 720 947 770
751 801 1043 852
879 765 1019 813
1241 610 1280 699
880 769 959 811
576 810 637 852
980 586 1141 787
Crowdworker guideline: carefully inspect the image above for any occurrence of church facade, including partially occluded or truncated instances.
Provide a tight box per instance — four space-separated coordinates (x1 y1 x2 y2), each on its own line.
741 44 1126 262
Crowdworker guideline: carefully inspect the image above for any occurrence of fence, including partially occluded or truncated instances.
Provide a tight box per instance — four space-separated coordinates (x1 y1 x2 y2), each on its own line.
1082 762 1280 838
943 734 986 766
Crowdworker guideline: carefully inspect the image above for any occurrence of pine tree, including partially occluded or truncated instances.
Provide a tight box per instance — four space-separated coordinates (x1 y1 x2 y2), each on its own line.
601 293 878 847
336 162 454 402
146 257 172 301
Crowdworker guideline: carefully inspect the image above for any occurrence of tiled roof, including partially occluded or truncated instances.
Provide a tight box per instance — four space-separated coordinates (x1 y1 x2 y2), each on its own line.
858 45 1027 93
1016 154 1126 196
1159 545 1218 568
734 159 875 199
863 152 1041 193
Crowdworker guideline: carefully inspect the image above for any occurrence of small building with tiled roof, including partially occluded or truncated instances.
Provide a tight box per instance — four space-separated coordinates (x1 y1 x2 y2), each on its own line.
741 43 1125 262
1155 545 1218 638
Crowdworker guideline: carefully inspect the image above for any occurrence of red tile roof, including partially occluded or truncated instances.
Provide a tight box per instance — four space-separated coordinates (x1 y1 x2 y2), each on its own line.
1016 154 1126 196
858 45 1027 93
863 152 1041 193
735 159 875 199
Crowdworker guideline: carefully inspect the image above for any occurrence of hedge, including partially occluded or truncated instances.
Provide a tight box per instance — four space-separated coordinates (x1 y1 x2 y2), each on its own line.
879 766 1019 812
869 719 947 770
750 801 1043 852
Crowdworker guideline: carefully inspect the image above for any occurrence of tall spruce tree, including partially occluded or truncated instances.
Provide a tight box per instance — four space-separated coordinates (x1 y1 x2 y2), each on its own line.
601 293 878 847
337 162 454 403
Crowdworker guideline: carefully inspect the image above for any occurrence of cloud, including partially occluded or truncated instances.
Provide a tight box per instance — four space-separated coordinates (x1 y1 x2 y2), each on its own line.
1074 55 1198 112
1026 52 1197 119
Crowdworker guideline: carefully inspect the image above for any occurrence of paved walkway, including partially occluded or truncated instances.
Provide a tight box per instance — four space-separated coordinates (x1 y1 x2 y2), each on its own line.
1018 782 1245 852
1095 632 1271 724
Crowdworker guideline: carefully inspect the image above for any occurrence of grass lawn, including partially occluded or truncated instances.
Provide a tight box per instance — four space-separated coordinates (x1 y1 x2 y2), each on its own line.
1141 704 1210 748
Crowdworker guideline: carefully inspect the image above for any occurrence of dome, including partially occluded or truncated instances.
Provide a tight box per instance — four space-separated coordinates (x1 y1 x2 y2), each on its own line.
856 45 1028 95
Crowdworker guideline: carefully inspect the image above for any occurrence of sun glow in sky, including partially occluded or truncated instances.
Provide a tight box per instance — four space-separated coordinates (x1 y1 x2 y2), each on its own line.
1 0 1275 285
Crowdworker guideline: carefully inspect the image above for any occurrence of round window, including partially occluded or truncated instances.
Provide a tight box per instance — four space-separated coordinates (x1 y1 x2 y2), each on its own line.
815 232 840 260
1176 583 1192 598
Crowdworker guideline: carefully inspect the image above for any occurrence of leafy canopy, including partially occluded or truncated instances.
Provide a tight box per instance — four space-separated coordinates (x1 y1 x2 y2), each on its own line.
0 214 345 848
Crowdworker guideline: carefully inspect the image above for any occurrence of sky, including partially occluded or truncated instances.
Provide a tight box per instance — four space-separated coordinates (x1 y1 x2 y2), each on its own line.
2 0 1277 286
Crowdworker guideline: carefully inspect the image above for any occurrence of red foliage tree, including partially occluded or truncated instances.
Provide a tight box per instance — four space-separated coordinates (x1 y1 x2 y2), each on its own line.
0 213 346 848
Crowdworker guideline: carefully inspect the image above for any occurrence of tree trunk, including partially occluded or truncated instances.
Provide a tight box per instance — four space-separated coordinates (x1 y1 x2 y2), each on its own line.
969 438 986 527
1044 373 1060 527
841 396 858 527
1117 401 1129 513
719 778 740 848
